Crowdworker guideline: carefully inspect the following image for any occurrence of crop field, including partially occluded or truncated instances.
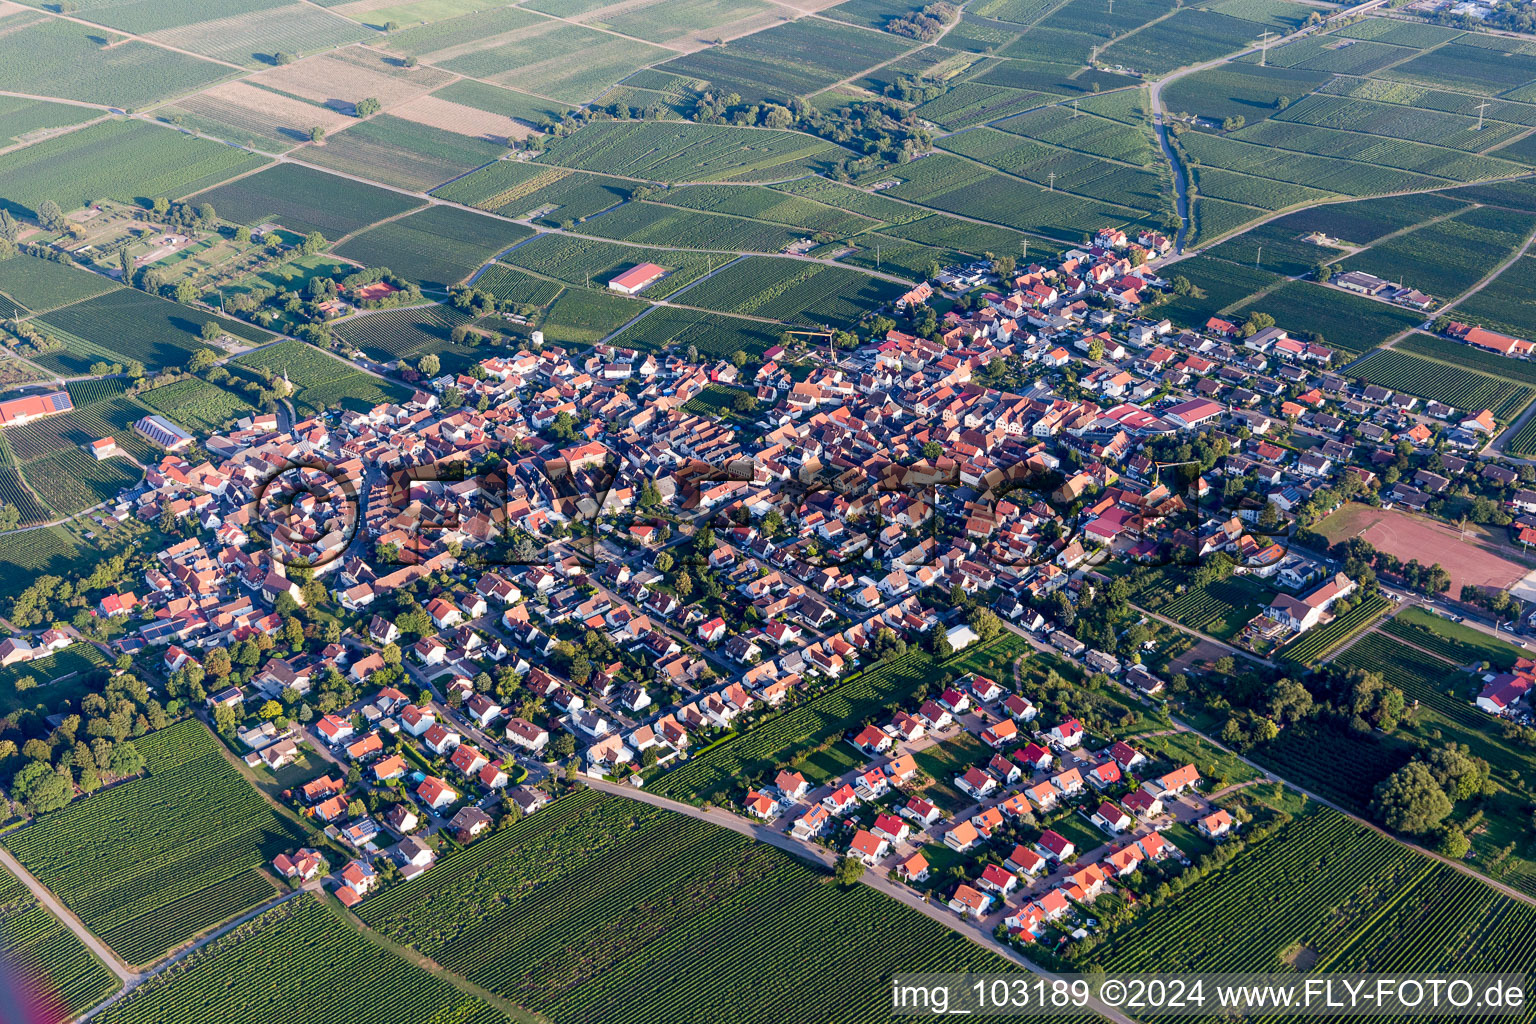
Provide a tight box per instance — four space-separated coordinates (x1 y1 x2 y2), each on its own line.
675 257 902 329
604 305 781 358
157 80 355 150
249 46 451 110
576 201 812 253
3 394 148 463
500 234 723 297
334 204 532 289
1323 75 1536 128
0 467 51 528
1456 256 1536 342
357 789 1057 1024
937 129 1170 213
1349 350 1533 421
1385 39 1536 94
0 527 91 599
591 0 775 44
770 176 928 224
0 641 110 715
94 895 507 1024
912 82 1052 131
1161 63 1333 125
879 214 1041 261
0 13 228 109
189 163 425 239
0 254 119 315
1144 574 1271 641
0 95 97 145
3 720 305 966
139 4 370 67
658 183 878 235
1231 280 1421 356
1092 809 1536 977
432 162 633 225
138 377 257 434
301 114 504 191
1380 605 1524 671
1192 166 1333 212
1178 131 1461 200
332 302 477 364
1269 190 1475 247
660 17 910 102
652 640 1011 803
468 263 564 307
0 865 118 1024
1275 93 1529 154
375 3 545 54
1099 6 1311 78
33 290 270 375
233 340 410 413
25 447 142 516
1277 592 1391 665
538 287 648 346
428 78 570 128
538 121 846 184
0 119 267 220
1156 254 1282 324
1203 221 1349 277
430 22 673 104
1345 205 1536 300
995 104 1159 166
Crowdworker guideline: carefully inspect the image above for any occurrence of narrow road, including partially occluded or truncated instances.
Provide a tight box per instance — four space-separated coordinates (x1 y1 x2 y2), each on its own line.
579 777 1143 1024
0 847 132 981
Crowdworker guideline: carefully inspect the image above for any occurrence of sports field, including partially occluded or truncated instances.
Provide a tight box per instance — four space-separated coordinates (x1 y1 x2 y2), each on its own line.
1316 503 1530 596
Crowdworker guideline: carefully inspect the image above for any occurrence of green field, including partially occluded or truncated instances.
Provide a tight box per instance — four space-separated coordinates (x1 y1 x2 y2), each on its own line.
138 377 258 434
232 339 410 413
3 720 305 966
1135 571 1272 641
432 162 634 224
1348 350 1533 421
1380 605 1525 670
659 17 911 102
189 163 425 239
93 895 506 1024
428 77 571 126
659 183 879 235
0 13 228 110
1345 205 1536 302
0 641 109 717
332 302 479 369
538 287 648 345
499 233 724 297
1231 279 1421 356
24 447 143 517
0 863 119 1024
1396 333 1536 386
333 204 533 290
0 119 267 219
0 95 99 144
537 120 847 183
357 789 1065 1024
604 305 782 358
1456 256 1536 342
302 115 505 192
0 254 119 315
32 289 272 375
1276 593 1392 665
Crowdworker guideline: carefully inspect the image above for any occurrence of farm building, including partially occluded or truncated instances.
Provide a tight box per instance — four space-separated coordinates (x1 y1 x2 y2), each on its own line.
608 262 666 295
0 390 72 425
134 414 194 451
87 437 119 460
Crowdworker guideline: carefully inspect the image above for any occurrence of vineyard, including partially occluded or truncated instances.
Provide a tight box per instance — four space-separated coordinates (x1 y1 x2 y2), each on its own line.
189 163 425 239
675 257 903 329
604 306 780 359
332 205 532 291
4 395 149 463
1091 809 1536 980
138 378 257 434
1143 574 1272 642
1229 280 1422 356
0 642 109 714
1379 606 1524 670
94 895 507 1024
1253 719 1408 812
233 340 409 414
0 866 118 1024
1276 593 1391 664
359 790 1074 1024
334 303 480 371
34 290 271 376
65 376 132 407
1351 350 1533 420
2 720 303 966
500 233 721 297
0 253 119 315
24 448 143 516
432 162 632 223
537 119 845 184
300 114 504 192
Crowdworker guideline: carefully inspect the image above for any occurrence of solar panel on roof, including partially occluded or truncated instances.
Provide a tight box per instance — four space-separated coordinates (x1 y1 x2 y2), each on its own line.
46 392 72 412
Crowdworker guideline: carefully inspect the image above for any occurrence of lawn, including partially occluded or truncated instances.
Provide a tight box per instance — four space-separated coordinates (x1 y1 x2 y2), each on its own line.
912 732 993 812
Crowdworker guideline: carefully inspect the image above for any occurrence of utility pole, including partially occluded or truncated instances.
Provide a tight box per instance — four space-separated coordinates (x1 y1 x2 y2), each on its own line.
1260 30 1270 66
1107 0 1113 14
1476 99 1489 130
1072 99 1081 118
1255 245 1262 269
1047 172 1056 192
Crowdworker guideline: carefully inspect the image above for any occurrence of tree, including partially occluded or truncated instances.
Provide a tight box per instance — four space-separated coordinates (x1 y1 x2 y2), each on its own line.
733 392 758 414
109 742 145 777
1087 337 1104 360
922 441 943 461
1371 761 1452 835
654 550 674 572
1436 825 1470 859
310 125 326 143
213 703 237 735
418 353 440 376
674 570 693 599
354 97 381 117
261 699 284 720
966 606 1003 642
833 855 866 886
12 761 72 814
1222 114 1246 131
35 199 66 232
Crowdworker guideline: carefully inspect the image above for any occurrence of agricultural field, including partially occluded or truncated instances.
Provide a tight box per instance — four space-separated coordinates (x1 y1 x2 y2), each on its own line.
1269 190 1474 247
538 121 847 184
1344 205 1536 302
659 17 911 102
333 302 481 370
604 306 782 359
1161 62 1333 126
0 526 103 602
189 163 425 239
575 201 813 253
0 95 98 145
0 119 268 220
913 82 1054 131
0 641 111 717
936 129 1171 215
1380 605 1525 671
357 789 1059 1024
333 204 533 290
24 447 143 517
538 287 648 346
1276 592 1391 665
0 254 119 315
1202 220 1349 278
0 865 119 1024
0 13 228 110
2 720 305 966
1134 572 1272 642
428 78 570 128
32 290 271 376
658 184 879 236
1230 280 1421 356
468 264 564 308
233 340 410 413
499 234 725 297
1391 333 1536 387
1456 255 1536 342
3 394 149 463
1348 349 1534 422
432 162 635 225
1091 809 1536 976
138 377 258 434
155 80 356 151
673 256 903 329
93 895 507 1024
300 114 505 192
